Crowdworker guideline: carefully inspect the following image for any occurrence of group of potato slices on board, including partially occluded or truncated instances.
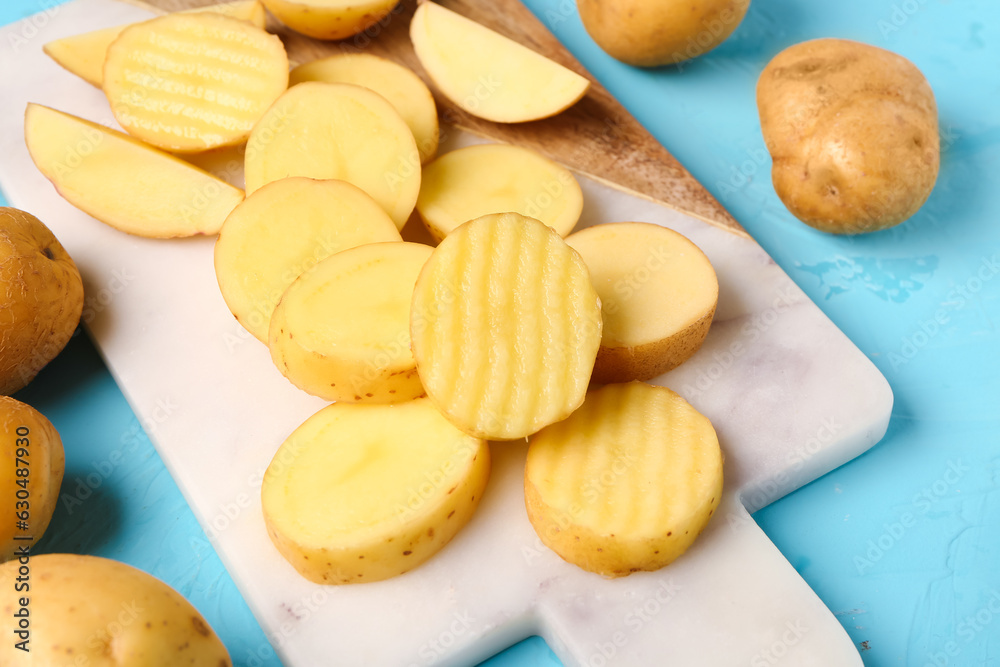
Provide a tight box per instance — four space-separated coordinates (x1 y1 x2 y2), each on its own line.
27 0 725 584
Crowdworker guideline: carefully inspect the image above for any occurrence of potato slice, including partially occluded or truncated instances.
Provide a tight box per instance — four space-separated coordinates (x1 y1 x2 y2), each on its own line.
270 242 432 403
43 1 268 87
0 554 231 665
566 222 718 383
410 212 602 440
525 382 723 577
214 177 401 342
290 54 439 163
102 13 288 153
244 82 421 230
417 143 583 242
261 0 399 41
261 398 489 584
409 2 590 123
24 104 244 238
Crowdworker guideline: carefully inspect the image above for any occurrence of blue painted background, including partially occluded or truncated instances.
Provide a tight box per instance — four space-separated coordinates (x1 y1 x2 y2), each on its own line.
2 0 998 665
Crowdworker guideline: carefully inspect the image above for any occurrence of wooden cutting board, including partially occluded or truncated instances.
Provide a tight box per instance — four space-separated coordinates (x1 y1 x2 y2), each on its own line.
130 0 744 236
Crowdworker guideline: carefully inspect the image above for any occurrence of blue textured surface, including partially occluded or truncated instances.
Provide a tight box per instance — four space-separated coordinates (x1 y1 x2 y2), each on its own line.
3 0 999 665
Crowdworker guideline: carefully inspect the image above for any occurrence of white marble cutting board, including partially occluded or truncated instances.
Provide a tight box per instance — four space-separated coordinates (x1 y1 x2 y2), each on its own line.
0 2 892 664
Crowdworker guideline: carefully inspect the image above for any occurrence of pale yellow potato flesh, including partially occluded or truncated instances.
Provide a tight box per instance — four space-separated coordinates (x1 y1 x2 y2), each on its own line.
244 82 421 229
409 2 590 123
525 382 723 577
43 1 268 87
290 53 439 163
566 222 718 384
270 242 432 403
417 143 583 242
214 177 401 342
261 0 400 41
411 212 602 440
0 554 231 665
103 13 288 153
261 398 489 584
24 104 244 238
0 208 83 395
0 397 64 561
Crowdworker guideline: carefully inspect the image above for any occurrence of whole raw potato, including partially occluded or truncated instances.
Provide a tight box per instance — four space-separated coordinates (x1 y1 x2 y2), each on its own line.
577 0 750 66
0 554 232 665
757 39 940 234
0 207 83 393
0 396 64 562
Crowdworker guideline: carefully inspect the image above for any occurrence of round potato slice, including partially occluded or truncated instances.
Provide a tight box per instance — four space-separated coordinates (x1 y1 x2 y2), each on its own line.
214 177 402 343
566 222 718 384
269 242 432 403
290 53 439 164
525 382 723 577
261 0 399 41
411 212 602 440
0 554 231 665
262 399 490 584
103 13 288 153
417 144 583 242
244 82 421 229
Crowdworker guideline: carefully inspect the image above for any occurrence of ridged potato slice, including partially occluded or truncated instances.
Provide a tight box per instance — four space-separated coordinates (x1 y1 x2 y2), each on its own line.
24 104 244 238
410 212 602 440
214 177 401 343
566 222 718 383
261 399 490 584
269 242 432 403
290 53 439 164
261 0 400 41
102 12 288 153
244 82 421 230
43 1 268 87
409 2 590 123
416 143 583 242
525 382 723 577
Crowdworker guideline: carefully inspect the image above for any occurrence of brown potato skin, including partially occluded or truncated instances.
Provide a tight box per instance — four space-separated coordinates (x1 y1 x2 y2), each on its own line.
577 0 750 67
757 38 939 234
0 208 83 394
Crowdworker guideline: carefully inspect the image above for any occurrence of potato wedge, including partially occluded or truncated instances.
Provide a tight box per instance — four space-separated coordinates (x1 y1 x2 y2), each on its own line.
261 0 399 41
103 13 288 153
417 143 583 242
244 82 421 230
411 212 602 440
0 554 231 665
43 1 268 87
262 399 489 584
215 177 401 343
270 242 432 403
290 53 439 163
410 2 590 123
525 382 723 577
566 222 718 383
25 104 244 238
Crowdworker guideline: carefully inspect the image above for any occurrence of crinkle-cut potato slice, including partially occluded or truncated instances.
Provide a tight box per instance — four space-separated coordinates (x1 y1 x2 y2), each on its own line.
261 398 490 584
261 0 399 41
409 2 590 123
214 177 401 343
0 554 232 665
270 242 432 403
417 143 583 242
244 82 421 230
102 13 288 153
566 222 718 384
24 104 244 238
410 212 602 440
525 382 723 577
290 53 439 163
43 1 268 87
